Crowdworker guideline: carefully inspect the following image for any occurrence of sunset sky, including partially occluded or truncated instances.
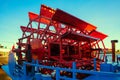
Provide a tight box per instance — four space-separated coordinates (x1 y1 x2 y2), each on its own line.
0 0 120 49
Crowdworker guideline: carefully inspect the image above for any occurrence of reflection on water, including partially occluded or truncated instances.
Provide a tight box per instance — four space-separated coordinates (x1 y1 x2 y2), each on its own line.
0 57 8 64
0 56 12 80
0 69 11 80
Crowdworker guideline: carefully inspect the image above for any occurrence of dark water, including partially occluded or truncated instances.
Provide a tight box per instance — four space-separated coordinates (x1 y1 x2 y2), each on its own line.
0 57 12 80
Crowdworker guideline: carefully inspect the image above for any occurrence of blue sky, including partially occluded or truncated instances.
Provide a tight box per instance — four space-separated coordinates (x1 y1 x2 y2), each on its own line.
0 0 120 49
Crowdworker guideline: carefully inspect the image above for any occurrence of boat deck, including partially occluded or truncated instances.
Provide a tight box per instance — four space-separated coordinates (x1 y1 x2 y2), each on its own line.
2 61 120 80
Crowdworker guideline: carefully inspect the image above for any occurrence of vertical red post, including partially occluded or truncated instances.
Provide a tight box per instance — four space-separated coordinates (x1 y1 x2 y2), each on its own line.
111 40 118 62
101 40 106 61
60 39 62 62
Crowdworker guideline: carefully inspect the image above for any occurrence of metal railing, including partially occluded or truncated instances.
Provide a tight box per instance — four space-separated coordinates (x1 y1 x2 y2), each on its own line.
21 58 120 80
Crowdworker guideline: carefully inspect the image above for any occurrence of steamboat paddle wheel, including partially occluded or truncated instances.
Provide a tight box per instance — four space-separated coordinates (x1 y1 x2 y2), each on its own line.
13 5 107 78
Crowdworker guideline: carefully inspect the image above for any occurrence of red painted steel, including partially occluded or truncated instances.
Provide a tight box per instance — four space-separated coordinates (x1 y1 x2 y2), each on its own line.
90 30 107 40
52 9 96 32
15 5 108 69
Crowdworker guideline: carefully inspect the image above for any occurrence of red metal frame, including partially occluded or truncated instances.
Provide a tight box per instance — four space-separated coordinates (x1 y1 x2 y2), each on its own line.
16 4 108 68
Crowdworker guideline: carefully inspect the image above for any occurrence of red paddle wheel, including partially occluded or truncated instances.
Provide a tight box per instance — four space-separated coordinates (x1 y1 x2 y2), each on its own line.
14 5 107 70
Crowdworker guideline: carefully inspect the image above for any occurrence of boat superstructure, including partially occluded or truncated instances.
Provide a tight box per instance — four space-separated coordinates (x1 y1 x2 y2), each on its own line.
2 4 120 80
